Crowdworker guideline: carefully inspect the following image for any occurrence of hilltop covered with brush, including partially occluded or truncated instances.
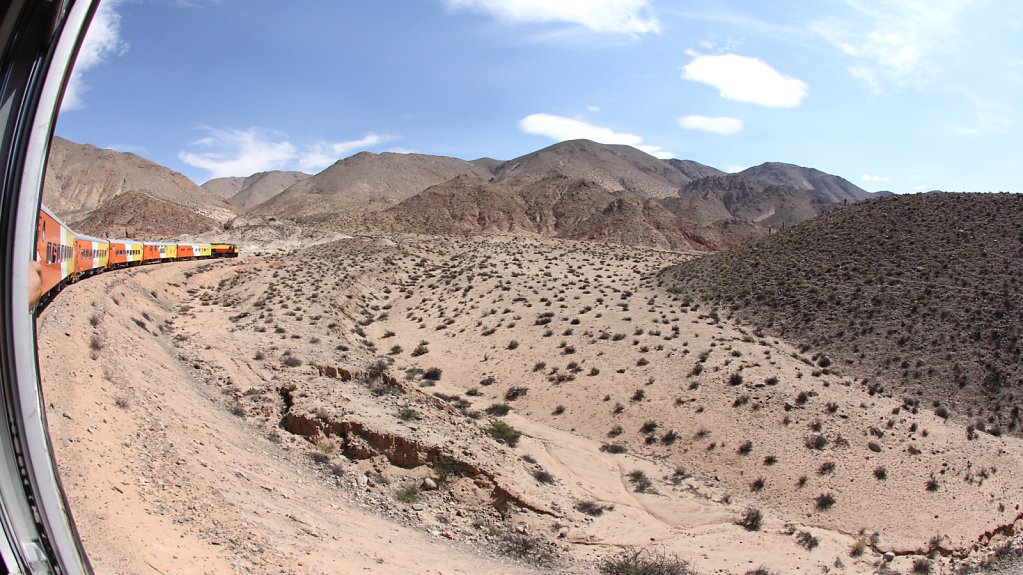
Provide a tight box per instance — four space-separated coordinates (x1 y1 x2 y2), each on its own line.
660 192 1023 435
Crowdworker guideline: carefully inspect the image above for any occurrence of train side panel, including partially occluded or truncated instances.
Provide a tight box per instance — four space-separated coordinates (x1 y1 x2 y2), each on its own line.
211 243 238 258
196 244 212 258
156 243 178 260
74 235 109 278
143 243 161 262
127 242 143 263
36 207 76 295
177 244 195 259
108 240 128 267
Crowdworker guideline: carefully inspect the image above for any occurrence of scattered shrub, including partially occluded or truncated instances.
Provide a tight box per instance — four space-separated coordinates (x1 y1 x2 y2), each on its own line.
499 533 558 567
627 470 653 492
796 531 819 551
575 500 611 517
737 507 763 531
600 550 696 575
815 493 836 511
532 469 556 484
505 386 528 401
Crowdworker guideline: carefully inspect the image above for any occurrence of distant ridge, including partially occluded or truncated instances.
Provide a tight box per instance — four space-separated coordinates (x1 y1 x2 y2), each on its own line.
222 170 310 212
739 162 871 203
50 136 881 252
370 140 874 251
250 151 491 218
490 139 714 199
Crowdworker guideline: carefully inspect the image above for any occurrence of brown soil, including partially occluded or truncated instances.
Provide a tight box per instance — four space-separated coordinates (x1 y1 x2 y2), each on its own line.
37 229 1023 575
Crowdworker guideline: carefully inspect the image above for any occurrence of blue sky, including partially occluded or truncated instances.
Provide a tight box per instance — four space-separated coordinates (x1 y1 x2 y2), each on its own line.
55 0 1022 193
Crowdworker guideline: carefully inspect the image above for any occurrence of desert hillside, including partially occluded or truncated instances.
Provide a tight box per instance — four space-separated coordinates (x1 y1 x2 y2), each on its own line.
660 192 1023 438
203 170 311 213
44 137 234 228
72 190 221 239
739 162 874 203
37 227 1023 575
372 174 754 251
250 151 492 219
490 139 705 198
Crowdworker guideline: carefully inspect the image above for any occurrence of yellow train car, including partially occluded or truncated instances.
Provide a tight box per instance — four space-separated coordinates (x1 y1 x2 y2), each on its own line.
211 243 239 258
155 242 178 260
196 243 212 258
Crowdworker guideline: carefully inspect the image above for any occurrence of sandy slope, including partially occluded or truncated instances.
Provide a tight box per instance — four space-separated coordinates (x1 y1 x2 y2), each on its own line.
37 233 1023 575
38 261 544 575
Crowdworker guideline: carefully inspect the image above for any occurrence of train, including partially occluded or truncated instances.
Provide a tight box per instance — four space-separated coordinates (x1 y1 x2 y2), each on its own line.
35 203 238 310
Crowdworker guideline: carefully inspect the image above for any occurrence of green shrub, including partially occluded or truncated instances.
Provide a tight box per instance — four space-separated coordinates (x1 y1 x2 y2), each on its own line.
485 419 521 447
394 484 419 503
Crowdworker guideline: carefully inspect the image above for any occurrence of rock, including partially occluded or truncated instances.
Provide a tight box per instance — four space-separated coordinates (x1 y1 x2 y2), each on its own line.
883 552 895 562
412 503 425 511
421 478 438 491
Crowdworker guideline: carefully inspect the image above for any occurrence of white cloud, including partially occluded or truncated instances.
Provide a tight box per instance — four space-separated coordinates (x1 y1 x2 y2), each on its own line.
810 0 974 91
62 0 128 111
677 115 744 135
861 173 890 183
179 128 298 180
948 89 1016 136
441 0 659 35
682 53 808 108
519 113 673 158
587 105 602 112
179 127 390 179
725 164 748 173
298 134 390 172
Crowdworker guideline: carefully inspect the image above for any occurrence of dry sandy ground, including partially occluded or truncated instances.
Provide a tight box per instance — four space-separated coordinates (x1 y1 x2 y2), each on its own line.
37 233 1023 575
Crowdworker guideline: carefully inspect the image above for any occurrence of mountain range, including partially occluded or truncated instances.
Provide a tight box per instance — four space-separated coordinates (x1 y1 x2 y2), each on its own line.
43 137 878 246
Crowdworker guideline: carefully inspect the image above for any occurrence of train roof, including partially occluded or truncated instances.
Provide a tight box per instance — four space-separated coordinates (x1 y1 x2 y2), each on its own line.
39 203 73 228
74 232 108 243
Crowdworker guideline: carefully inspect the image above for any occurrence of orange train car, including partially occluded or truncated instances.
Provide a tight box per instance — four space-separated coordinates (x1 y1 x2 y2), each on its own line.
177 243 195 259
73 233 109 281
142 243 161 263
108 239 143 268
36 205 76 299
